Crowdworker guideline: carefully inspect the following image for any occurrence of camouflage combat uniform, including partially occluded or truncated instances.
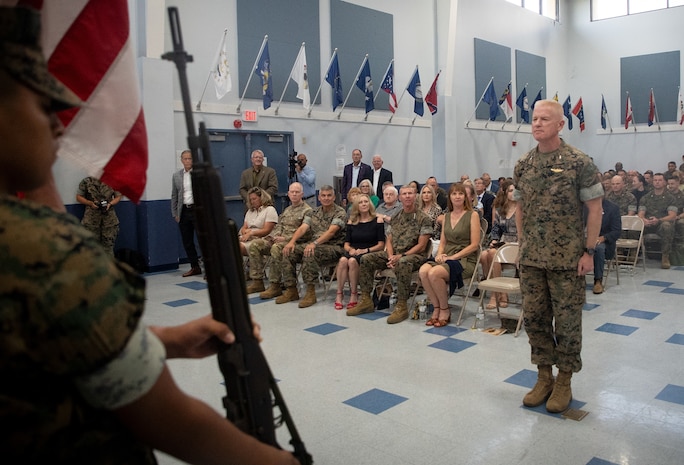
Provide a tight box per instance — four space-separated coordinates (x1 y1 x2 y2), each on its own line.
514 140 602 373
359 209 432 301
0 196 154 463
282 204 346 287
247 201 312 281
639 190 677 255
77 177 121 256
670 189 684 240
606 190 637 216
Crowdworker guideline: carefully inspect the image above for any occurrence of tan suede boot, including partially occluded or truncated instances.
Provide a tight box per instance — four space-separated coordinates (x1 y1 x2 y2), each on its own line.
259 283 282 300
662 254 671 269
298 284 317 308
346 293 374 316
546 370 573 413
523 365 555 407
387 301 409 324
275 286 299 304
246 279 265 294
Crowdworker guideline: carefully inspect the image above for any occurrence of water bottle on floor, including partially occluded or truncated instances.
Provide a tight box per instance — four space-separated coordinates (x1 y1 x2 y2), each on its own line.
418 299 427 320
389 292 397 311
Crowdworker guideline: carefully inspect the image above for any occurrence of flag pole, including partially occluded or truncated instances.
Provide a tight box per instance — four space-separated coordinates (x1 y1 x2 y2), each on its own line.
275 42 305 115
196 28 228 111
374 59 393 103
466 76 494 127
390 65 417 123
308 48 337 118
236 35 268 113
337 54 368 120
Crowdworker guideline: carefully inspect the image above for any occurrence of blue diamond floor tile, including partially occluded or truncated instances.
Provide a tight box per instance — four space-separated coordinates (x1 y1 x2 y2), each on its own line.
621 309 659 320
176 281 207 290
425 325 467 337
666 333 684 345
521 398 587 418
662 287 684 295
163 298 198 307
343 388 408 415
505 369 537 388
428 337 476 353
595 322 638 336
305 323 347 335
655 384 684 406
355 311 388 321
584 303 600 311
643 280 674 287
587 457 619 465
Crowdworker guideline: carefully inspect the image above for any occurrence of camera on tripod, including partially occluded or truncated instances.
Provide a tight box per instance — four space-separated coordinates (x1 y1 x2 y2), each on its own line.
288 150 298 181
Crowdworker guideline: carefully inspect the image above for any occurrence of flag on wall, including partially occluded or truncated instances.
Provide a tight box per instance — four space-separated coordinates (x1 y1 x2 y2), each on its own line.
647 89 657 127
255 41 273 109
325 53 344 111
35 0 148 203
289 44 310 108
213 33 232 99
625 94 633 129
677 89 684 125
562 95 573 131
516 87 529 123
531 89 543 109
571 97 586 132
601 95 608 130
425 71 440 116
483 81 499 121
552 92 559 102
380 61 398 113
498 82 513 122
407 67 424 117
355 57 374 113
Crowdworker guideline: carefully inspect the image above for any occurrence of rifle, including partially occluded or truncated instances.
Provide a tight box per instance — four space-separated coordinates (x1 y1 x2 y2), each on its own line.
162 8 312 464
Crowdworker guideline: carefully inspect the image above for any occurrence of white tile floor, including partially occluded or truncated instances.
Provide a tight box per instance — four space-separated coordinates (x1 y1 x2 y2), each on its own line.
144 260 684 465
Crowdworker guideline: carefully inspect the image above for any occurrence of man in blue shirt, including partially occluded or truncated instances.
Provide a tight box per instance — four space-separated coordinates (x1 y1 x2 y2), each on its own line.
294 153 316 208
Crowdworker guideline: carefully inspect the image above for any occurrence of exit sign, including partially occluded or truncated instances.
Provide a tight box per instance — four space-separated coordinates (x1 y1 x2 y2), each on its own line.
242 110 258 122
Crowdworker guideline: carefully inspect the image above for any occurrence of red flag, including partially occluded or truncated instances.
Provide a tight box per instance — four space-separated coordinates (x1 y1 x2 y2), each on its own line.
425 72 440 115
624 95 633 129
24 0 149 203
647 89 656 127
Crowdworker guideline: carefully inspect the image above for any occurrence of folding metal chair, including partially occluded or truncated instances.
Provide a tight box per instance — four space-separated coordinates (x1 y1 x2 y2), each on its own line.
615 216 646 272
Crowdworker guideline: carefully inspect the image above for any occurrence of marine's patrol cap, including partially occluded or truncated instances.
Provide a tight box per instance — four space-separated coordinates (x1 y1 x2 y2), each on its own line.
0 6 81 111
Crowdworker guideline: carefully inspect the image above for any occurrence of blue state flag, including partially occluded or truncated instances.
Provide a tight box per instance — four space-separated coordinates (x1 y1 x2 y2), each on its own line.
254 41 273 109
600 95 608 130
325 54 344 111
516 87 529 123
483 81 499 121
562 95 573 130
355 58 374 113
531 89 543 109
407 68 424 116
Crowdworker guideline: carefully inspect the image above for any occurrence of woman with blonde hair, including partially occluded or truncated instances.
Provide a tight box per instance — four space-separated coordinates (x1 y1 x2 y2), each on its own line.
238 187 278 257
334 194 385 310
418 184 443 241
419 183 480 327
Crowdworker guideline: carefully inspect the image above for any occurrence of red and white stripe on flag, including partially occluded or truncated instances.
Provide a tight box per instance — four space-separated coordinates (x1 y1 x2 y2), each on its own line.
18 0 148 203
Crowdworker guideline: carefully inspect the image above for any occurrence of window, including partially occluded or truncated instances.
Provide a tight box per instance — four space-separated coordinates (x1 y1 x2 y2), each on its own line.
506 0 559 20
592 0 683 20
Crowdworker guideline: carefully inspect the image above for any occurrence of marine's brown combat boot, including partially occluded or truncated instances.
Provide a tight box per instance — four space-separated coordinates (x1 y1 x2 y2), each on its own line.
346 293 374 316
246 279 265 294
662 254 671 269
298 284 317 308
260 283 282 300
546 370 572 413
387 301 409 324
523 365 555 407
275 286 299 304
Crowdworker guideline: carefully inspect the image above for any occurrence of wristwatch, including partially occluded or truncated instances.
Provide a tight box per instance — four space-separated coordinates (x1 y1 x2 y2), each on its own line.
584 247 595 256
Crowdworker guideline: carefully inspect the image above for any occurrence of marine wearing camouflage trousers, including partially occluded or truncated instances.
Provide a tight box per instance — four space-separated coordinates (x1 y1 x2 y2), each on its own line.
359 251 425 301
282 244 342 287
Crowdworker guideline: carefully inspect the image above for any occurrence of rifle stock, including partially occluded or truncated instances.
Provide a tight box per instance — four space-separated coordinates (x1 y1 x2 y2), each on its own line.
163 7 312 464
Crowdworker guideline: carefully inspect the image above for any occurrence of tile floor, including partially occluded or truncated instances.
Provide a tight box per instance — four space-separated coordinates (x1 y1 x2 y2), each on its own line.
143 260 684 465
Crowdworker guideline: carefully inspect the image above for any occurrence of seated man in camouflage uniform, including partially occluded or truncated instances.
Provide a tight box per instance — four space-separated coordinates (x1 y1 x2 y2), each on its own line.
666 173 684 263
246 182 311 296
605 174 636 216
638 172 677 269
348 184 432 324
277 185 346 308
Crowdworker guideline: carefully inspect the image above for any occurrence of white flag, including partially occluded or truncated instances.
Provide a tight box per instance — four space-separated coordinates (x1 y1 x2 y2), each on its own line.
677 89 684 125
213 36 232 100
289 44 310 108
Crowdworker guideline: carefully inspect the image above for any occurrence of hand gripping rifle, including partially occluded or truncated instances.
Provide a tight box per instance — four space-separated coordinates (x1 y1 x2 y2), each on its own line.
162 8 312 464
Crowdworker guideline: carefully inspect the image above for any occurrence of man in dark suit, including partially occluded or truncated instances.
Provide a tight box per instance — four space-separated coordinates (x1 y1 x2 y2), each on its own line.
474 177 495 233
370 154 393 198
341 148 372 206
585 199 621 294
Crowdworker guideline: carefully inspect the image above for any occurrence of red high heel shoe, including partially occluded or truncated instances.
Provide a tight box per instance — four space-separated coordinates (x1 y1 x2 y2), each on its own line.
334 292 344 310
346 291 358 309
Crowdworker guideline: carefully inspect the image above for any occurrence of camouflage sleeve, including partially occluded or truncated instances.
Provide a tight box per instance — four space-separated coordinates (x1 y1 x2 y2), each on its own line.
578 155 603 202
76 177 89 198
302 209 314 226
331 206 347 229
418 211 434 236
